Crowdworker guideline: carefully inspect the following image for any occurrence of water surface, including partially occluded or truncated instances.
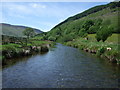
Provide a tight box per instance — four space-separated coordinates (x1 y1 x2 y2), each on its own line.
2 43 120 88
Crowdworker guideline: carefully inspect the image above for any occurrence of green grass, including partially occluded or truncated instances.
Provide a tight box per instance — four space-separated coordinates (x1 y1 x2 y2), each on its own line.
30 40 51 46
1 43 23 60
106 34 119 44
87 34 96 41
1 40 51 51
1 43 22 51
31 36 44 40
88 34 119 44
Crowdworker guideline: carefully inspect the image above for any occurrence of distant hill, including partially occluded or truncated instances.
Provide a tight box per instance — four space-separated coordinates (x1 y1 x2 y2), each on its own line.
0 23 43 37
46 1 120 42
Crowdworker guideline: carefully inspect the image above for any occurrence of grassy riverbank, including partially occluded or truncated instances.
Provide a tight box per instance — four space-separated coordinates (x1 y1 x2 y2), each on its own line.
1 39 53 63
63 34 120 65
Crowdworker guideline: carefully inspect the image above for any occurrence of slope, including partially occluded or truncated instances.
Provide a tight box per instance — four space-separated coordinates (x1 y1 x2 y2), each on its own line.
46 2 120 42
0 23 43 37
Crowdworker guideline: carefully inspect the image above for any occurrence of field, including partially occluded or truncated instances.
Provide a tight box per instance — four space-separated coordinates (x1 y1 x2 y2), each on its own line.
88 34 119 44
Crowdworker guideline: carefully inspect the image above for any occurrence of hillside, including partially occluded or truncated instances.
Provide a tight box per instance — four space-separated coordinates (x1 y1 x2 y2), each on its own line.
45 2 120 42
42 1 120 64
0 23 43 37
54 2 120 29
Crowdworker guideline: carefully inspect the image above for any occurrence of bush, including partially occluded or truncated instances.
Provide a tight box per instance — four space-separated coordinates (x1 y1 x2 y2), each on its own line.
61 34 74 42
48 36 56 41
82 20 94 31
95 33 101 42
97 47 106 56
99 47 106 53
96 26 113 42
79 28 87 37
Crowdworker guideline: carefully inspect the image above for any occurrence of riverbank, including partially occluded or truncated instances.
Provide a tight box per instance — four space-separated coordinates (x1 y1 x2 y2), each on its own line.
63 34 120 65
1 40 54 65
2 43 120 88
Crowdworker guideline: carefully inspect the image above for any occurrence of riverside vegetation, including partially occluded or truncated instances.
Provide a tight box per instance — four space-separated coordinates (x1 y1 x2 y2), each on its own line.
1 2 120 65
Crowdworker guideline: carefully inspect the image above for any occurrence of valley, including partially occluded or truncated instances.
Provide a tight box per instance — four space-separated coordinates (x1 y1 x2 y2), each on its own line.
1 1 120 88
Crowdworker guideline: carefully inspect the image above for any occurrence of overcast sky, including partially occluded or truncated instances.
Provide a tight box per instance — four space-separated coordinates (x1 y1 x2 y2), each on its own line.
1 2 108 32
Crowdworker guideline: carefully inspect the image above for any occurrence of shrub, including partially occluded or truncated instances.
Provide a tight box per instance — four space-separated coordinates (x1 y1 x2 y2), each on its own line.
61 34 74 42
97 47 106 56
96 26 113 42
79 28 87 37
48 36 56 41
99 47 106 53
82 20 94 31
95 33 101 42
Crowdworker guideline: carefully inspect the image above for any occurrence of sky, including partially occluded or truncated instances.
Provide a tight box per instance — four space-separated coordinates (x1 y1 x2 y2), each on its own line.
1 2 109 32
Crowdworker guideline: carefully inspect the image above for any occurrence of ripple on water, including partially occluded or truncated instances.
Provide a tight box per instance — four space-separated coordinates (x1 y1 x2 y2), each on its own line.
2 43 120 88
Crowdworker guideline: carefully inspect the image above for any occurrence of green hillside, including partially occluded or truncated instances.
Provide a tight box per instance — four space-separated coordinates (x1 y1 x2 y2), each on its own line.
54 2 120 28
0 23 43 37
45 2 120 42
41 2 120 64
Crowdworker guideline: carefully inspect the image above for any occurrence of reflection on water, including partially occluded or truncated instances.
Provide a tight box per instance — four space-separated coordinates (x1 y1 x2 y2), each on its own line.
3 52 48 69
1 43 120 88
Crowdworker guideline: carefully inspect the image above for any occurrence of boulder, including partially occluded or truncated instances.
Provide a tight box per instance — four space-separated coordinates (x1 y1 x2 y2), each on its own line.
106 47 111 51
41 46 49 52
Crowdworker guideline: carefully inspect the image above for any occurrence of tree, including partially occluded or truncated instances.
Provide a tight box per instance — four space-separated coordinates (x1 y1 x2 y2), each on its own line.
82 20 94 31
48 36 56 41
101 26 112 42
79 28 88 37
23 28 35 45
88 25 98 34
96 18 103 26
23 28 35 39
96 31 102 42
96 26 113 42
87 19 102 34
61 34 73 42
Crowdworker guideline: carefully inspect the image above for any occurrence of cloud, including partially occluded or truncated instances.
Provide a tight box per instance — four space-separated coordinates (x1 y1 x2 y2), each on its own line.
30 3 46 8
2 2 47 16
2 3 31 15
2 2 79 19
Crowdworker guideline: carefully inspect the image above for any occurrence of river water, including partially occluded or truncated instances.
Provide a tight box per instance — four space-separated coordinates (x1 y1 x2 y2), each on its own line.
1 43 120 88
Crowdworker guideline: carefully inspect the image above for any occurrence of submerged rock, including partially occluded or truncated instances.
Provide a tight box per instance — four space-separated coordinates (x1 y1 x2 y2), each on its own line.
84 48 89 52
106 56 117 63
90 50 96 54
110 59 117 63
41 46 49 52
22 49 31 55
41 44 50 52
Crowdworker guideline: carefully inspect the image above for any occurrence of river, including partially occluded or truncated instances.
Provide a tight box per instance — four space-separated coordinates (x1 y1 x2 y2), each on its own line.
1 43 120 88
